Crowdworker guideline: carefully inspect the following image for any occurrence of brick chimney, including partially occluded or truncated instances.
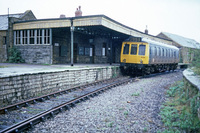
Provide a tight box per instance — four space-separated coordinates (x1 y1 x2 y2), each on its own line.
75 6 82 17
145 25 148 34
60 14 66 18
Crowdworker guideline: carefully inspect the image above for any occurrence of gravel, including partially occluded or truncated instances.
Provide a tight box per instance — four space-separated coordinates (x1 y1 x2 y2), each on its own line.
28 71 183 133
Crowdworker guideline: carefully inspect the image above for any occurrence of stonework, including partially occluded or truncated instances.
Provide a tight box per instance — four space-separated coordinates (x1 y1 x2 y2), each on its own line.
183 69 200 120
0 31 7 62
0 66 121 107
0 10 36 62
16 45 53 64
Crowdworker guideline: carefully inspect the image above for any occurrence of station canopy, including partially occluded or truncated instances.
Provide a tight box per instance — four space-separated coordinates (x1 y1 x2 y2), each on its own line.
13 15 172 45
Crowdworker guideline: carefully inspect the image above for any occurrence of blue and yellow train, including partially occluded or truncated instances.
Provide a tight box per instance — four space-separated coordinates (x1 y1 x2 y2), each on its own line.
120 37 179 75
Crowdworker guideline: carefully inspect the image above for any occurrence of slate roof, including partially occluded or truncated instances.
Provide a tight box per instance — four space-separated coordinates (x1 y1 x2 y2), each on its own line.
161 32 200 49
0 12 25 30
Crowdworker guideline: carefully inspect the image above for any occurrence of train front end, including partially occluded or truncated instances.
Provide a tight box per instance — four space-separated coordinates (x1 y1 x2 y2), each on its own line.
120 41 149 74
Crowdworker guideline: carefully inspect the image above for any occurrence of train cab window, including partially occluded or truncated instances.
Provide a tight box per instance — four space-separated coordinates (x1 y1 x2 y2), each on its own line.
123 44 129 54
139 44 146 55
130 44 137 55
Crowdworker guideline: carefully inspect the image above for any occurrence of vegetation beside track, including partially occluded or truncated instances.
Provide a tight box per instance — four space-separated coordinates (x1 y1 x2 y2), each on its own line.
159 81 200 133
189 49 200 75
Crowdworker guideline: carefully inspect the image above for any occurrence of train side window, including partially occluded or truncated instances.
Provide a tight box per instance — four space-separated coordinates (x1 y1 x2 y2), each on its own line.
154 47 157 56
159 48 161 56
166 49 168 57
157 47 159 56
162 48 164 56
123 44 129 54
174 51 176 58
150 46 154 55
139 44 146 55
130 44 137 55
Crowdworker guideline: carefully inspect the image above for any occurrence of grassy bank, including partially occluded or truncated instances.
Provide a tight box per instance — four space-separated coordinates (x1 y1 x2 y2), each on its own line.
159 81 200 133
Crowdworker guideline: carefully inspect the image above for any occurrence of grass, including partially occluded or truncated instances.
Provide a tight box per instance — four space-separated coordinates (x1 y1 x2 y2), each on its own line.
124 111 128 116
131 92 140 96
107 122 114 127
160 81 200 132
0 66 7 68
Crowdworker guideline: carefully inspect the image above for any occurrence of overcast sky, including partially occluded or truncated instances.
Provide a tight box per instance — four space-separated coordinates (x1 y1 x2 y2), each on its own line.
0 0 200 42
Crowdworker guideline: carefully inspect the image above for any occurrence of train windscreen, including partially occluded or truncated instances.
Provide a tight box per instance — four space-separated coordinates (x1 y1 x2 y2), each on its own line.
139 45 146 55
131 44 137 55
123 44 129 54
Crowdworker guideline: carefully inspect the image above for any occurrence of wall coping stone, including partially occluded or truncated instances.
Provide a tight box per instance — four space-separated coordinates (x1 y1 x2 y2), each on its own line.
0 63 119 78
183 68 200 91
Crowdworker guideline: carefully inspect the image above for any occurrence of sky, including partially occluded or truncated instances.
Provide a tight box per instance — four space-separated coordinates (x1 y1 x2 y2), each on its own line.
0 0 200 42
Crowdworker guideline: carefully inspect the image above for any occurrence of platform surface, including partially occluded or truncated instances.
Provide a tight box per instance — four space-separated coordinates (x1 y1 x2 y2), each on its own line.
0 63 119 78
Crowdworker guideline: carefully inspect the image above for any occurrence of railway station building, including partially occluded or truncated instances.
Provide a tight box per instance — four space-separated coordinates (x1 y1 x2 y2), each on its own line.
157 32 200 64
0 8 173 65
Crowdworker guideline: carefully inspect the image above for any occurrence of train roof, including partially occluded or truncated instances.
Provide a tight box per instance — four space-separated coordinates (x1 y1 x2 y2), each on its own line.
142 38 179 50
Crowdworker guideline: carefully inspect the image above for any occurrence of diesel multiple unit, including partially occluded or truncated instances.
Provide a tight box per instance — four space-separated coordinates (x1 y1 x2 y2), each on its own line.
120 37 179 75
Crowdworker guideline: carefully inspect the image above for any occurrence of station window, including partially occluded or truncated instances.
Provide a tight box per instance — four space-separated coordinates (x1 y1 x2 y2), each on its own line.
30 30 35 44
14 29 51 45
44 29 50 44
130 44 137 55
16 31 20 44
3 36 6 45
102 43 106 56
139 44 146 55
123 44 129 54
37 29 42 44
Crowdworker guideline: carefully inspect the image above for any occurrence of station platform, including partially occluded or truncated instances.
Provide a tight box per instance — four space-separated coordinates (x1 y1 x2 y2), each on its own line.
0 63 120 78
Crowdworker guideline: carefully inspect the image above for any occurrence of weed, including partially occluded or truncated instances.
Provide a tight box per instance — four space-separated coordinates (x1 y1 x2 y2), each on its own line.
124 111 128 116
8 46 25 63
131 92 140 96
0 66 7 68
143 127 148 132
160 80 200 132
119 107 125 110
107 122 114 127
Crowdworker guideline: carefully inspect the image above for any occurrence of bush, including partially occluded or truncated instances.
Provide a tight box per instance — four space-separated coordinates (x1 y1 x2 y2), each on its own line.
8 47 25 63
190 49 200 75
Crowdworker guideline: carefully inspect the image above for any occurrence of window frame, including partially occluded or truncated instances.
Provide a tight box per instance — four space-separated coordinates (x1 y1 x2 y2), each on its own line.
14 29 51 45
130 44 137 55
138 44 146 56
123 43 130 55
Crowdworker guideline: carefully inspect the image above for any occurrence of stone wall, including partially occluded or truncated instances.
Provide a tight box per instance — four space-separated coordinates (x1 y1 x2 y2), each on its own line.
0 31 7 62
16 45 52 64
0 66 121 107
0 45 7 62
183 69 200 120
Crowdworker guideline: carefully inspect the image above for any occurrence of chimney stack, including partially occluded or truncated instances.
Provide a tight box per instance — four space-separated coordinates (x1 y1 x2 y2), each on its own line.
60 14 66 18
145 25 148 34
75 6 82 17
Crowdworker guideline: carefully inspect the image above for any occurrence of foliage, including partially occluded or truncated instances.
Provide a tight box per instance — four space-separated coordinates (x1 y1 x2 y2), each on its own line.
160 81 200 132
8 47 25 63
189 49 200 75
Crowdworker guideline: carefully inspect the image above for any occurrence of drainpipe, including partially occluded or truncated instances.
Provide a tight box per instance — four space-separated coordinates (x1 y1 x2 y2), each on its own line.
70 19 74 66
7 8 10 61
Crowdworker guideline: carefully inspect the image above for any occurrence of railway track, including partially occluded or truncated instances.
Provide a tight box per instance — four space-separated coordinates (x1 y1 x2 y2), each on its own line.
0 77 133 133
